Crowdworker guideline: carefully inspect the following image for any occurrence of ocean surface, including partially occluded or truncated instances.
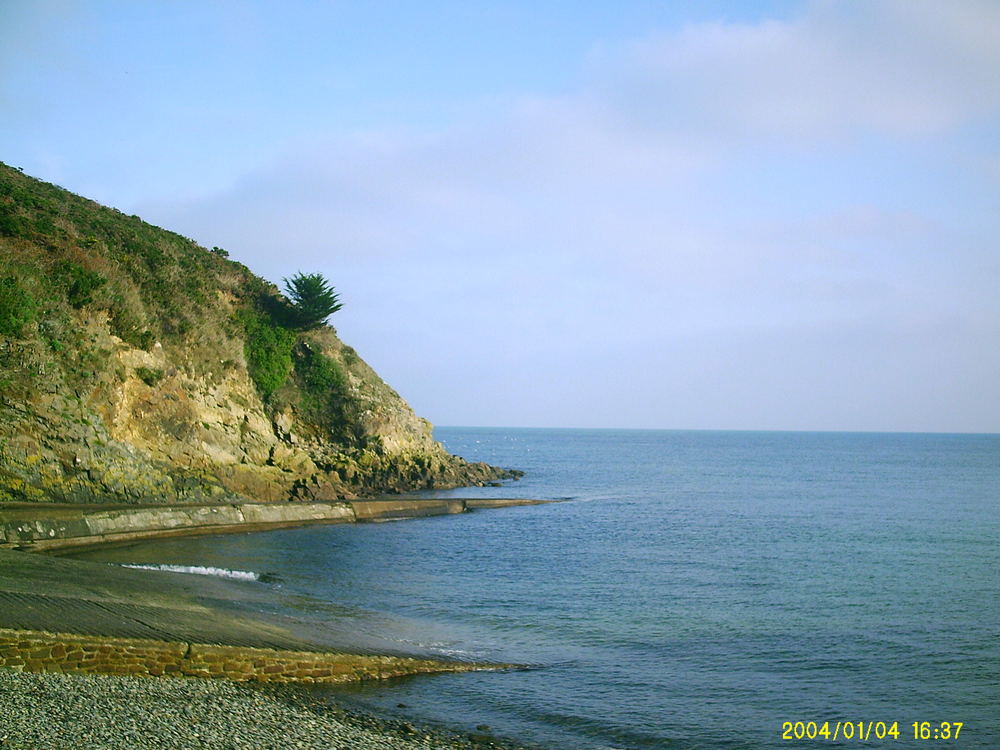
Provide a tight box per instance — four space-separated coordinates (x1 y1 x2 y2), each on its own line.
72 428 1000 749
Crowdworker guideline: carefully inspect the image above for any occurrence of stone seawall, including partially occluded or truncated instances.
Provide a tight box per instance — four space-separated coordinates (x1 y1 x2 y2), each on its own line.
0 628 499 684
0 498 548 551
0 502 354 551
350 499 466 520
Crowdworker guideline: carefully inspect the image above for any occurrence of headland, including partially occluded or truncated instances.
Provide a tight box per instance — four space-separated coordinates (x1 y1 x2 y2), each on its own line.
0 162 539 746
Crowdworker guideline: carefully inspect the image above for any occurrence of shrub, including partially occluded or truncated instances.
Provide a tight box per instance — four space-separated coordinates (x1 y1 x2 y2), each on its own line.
298 346 346 395
295 346 353 439
135 367 163 387
0 277 37 336
61 263 107 308
0 206 29 238
32 215 56 235
108 296 151 348
239 309 297 400
134 330 156 350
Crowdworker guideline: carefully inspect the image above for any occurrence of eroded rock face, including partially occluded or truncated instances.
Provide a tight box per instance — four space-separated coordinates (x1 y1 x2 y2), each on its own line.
0 321 517 504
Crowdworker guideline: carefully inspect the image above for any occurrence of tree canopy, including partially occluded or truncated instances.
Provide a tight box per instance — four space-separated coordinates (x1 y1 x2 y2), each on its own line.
282 272 343 330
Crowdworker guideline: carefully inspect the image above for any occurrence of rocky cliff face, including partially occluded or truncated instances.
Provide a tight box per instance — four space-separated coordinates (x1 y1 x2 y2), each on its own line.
0 163 518 504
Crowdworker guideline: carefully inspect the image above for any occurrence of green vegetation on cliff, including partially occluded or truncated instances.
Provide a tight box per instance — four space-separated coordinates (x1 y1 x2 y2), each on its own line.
0 277 37 337
238 309 297 401
0 162 519 504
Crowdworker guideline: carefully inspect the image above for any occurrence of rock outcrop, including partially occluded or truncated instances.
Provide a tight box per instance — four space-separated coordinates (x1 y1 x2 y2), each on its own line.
0 163 519 503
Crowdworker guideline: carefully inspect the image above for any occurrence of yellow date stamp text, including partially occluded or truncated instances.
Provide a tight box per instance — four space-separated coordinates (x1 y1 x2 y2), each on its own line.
780 721 964 741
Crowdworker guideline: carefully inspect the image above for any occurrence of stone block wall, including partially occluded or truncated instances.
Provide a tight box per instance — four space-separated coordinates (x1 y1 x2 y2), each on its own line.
0 628 490 684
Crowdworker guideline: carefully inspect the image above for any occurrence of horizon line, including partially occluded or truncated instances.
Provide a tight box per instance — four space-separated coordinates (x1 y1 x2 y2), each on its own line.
435 425 1000 436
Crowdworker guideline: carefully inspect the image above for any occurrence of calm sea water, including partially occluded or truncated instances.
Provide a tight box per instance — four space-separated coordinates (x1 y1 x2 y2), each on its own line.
73 429 1000 749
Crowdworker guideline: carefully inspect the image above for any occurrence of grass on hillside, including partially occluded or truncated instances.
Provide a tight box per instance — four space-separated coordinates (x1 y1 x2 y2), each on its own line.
0 162 374 449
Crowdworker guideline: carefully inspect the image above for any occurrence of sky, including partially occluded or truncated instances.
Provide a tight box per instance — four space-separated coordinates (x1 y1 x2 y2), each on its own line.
2 1 998 432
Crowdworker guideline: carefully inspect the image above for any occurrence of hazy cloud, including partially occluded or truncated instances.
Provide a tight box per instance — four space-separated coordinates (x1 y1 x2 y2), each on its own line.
604 0 1000 139
132 1 1000 430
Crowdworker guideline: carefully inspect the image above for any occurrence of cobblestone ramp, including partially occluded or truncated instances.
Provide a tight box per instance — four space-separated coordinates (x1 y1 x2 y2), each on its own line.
0 590 316 651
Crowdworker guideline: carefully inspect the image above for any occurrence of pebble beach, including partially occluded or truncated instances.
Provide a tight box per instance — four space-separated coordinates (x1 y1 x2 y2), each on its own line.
0 669 538 750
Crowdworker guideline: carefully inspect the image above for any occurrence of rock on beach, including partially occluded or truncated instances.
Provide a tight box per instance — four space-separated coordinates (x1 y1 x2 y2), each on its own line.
0 669 538 750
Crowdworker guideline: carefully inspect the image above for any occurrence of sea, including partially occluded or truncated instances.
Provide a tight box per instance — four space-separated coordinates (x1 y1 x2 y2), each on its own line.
70 428 1000 749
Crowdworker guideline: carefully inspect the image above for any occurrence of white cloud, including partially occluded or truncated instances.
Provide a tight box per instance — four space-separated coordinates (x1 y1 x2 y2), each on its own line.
604 0 1000 139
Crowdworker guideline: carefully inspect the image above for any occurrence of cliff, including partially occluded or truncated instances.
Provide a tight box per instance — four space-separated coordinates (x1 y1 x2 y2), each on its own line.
0 163 519 504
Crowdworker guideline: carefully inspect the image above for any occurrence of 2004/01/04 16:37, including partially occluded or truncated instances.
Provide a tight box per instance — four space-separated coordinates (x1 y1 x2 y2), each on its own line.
781 721 964 741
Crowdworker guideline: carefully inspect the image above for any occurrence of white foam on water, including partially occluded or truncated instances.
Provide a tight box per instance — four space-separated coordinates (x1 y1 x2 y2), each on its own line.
119 563 260 581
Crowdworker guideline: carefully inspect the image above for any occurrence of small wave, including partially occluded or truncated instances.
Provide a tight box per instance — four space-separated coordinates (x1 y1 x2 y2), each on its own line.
384 637 486 660
119 563 260 582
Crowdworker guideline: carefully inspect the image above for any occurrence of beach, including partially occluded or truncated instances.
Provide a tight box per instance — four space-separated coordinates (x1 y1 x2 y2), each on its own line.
0 533 540 750
0 669 535 750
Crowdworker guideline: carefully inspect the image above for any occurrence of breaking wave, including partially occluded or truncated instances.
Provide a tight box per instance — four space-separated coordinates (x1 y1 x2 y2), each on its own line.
119 563 261 581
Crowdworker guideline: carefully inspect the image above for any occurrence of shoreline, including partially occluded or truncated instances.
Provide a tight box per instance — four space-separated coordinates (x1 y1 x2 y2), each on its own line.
0 502 550 748
0 669 545 750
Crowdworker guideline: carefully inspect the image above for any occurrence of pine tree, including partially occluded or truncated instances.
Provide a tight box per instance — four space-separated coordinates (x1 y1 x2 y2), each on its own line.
282 272 343 330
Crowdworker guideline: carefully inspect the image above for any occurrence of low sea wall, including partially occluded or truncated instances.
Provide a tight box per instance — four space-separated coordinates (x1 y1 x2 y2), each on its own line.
0 627 496 684
350 498 465 520
0 498 546 551
0 501 354 551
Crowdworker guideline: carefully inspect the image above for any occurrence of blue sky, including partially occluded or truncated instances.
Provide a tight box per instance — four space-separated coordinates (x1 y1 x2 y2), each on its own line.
3 1 998 431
